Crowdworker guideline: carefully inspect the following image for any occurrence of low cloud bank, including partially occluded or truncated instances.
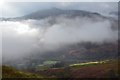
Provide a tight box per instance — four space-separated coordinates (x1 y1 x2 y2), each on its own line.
1 16 118 62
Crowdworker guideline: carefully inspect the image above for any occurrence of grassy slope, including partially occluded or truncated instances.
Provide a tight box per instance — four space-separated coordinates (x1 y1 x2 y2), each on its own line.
70 59 119 78
2 59 119 78
0 66 1 79
36 59 119 78
2 65 44 78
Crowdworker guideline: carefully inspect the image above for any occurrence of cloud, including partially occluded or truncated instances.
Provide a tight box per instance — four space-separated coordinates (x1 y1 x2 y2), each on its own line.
2 21 39 61
1 15 118 62
0 26 2 65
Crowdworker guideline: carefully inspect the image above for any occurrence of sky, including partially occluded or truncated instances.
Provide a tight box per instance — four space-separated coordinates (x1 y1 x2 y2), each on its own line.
2 0 120 2
0 1 118 18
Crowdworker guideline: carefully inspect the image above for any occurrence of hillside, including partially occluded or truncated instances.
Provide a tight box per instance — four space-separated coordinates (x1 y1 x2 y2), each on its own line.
2 65 44 78
21 8 104 20
35 59 119 78
4 8 111 21
11 42 117 70
2 59 119 79
0 66 1 79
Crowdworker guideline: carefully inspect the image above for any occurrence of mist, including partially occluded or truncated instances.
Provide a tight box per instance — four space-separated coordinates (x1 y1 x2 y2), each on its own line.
0 26 2 65
1 16 118 62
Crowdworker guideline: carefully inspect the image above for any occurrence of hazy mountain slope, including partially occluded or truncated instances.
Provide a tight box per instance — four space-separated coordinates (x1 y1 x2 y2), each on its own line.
20 8 105 20
5 42 118 71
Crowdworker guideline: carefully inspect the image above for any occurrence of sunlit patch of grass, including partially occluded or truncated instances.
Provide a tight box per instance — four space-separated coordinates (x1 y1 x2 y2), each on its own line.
43 61 59 65
69 60 110 68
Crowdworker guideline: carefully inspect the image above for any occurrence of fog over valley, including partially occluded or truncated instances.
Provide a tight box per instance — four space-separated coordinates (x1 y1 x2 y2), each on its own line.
1 12 118 62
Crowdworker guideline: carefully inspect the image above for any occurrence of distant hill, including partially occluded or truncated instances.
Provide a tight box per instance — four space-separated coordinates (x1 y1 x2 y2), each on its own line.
1 8 116 22
21 8 104 19
3 8 108 21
